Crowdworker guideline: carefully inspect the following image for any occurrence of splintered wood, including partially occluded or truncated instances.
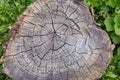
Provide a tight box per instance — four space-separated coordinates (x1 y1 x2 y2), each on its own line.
2 0 114 80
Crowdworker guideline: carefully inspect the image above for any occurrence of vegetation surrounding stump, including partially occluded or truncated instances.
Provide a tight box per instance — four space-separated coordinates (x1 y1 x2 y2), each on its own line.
1 0 114 80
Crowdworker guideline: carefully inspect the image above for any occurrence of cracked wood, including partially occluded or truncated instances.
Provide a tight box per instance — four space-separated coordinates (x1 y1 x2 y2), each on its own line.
2 0 114 80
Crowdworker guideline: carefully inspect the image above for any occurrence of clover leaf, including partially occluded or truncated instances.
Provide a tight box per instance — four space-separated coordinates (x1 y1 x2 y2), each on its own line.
110 32 120 44
114 24 120 36
104 16 114 31
114 14 120 24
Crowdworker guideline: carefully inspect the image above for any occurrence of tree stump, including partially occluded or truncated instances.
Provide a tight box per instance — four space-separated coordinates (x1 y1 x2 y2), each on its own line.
1 0 114 80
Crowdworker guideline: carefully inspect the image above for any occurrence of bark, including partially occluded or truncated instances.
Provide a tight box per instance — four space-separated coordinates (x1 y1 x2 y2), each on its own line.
2 0 114 80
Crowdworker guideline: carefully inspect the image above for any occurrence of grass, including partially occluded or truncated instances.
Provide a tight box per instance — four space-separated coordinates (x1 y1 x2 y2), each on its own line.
86 0 120 80
0 0 35 80
0 0 120 80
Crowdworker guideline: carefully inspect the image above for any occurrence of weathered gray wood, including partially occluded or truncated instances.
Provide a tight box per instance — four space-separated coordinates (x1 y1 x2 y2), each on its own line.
1 0 114 80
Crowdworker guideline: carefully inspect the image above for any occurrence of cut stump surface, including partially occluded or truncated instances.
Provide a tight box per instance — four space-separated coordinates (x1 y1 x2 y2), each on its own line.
2 0 114 80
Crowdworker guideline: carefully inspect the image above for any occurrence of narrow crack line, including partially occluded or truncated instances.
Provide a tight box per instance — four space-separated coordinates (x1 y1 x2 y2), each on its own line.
55 33 72 46
64 0 72 14
58 49 72 73
32 3 52 33
76 61 81 67
61 46 69 57
32 25 36 49
68 7 78 17
23 20 37 26
60 0 64 10
39 24 44 39
60 51 68 69
41 3 56 32
74 12 81 20
33 2 41 12
37 0 44 11
44 1 51 10
55 2 59 18
32 41 47 49
23 56 32 65
77 52 87 55
32 12 51 33
17 58 25 67
51 32 55 54
56 20 77 33
44 3 58 54
22 55 30 65
62 40 73 46
82 57 100 79
43 48 51 59
79 1 88 9
38 49 51 66
68 18 80 30
54 32 66 40
45 22 61 24
4 49 32 57
23 38 26 47
56 23 80 35
37 60 42 67
24 68 40 78
34 33 52 36
50 10 66 17
22 20 50 36
57 10 68 17
60 23 82 35
52 10 81 31
37 55 42 60
45 1 56 33
19 33 51 37
84 37 87 46
62 45 76 66
57 49 67 77
55 34 74 46
50 14 56 32
51 42 66 51
33 5 49 32
55 18 68 31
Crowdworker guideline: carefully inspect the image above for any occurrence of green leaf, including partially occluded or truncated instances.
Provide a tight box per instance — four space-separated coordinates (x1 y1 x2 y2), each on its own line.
114 0 120 8
117 47 120 55
114 24 120 36
115 7 120 14
0 62 2 65
0 75 4 79
0 46 4 57
105 0 116 8
0 66 2 72
114 14 120 24
6 78 13 80
86 0 99 7
105 71 117 78
0 25 7 32
110 32 120 44
104 16 114 31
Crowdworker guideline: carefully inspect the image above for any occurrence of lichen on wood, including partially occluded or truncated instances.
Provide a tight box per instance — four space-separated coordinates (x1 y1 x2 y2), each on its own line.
1 0 114 80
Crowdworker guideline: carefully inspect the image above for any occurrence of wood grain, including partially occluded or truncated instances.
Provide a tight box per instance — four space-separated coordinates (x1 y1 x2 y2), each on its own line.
2 0 114 80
